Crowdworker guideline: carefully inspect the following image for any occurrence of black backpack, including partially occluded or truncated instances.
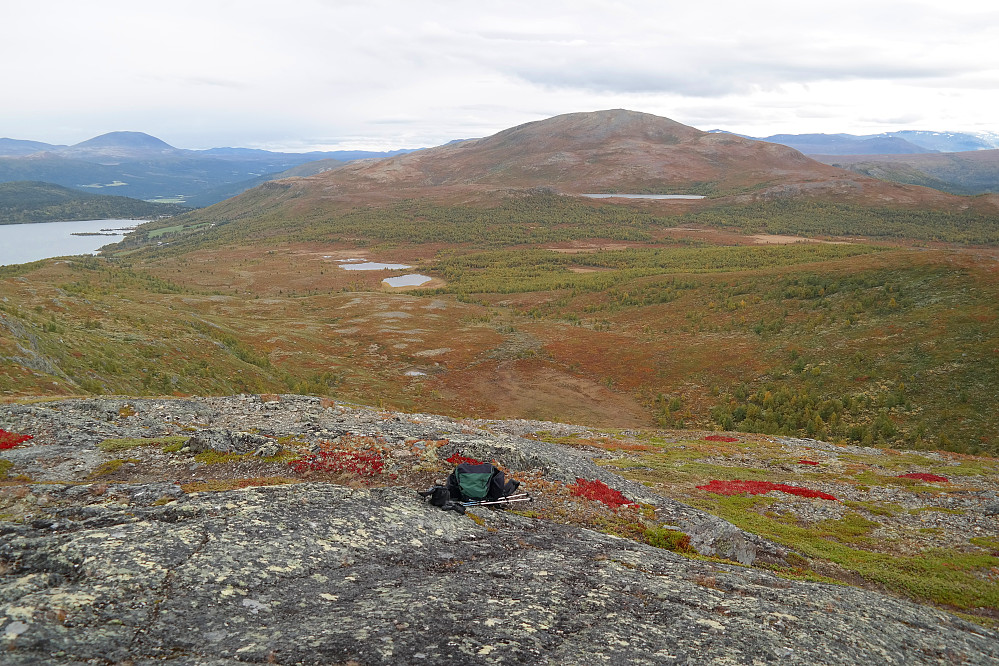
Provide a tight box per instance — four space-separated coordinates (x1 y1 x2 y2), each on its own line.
445 462 519 502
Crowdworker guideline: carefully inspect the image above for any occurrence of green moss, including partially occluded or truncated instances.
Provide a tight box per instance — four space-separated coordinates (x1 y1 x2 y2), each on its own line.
939 460 999 476
843 500 903 516
162 441 186 453
260 451 297 464
814 512 880 543
951 611 999 631
88 458 141 479
908 506 968 516
276 434 309 447
696 494 999 610
849 470 946 490
768 567 849 586
643 527 693 552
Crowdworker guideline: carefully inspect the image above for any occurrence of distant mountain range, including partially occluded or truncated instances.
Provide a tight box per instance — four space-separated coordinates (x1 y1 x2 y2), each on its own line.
810 150 999 196
713 130 999 155
3 123 998 216
177 109 982 226
707 130 999 195
0 132 415 206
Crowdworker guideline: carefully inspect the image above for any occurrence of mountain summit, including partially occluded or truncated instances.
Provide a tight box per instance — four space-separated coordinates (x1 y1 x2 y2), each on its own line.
55 131 181 161
318 109 825 195
278 109 963 209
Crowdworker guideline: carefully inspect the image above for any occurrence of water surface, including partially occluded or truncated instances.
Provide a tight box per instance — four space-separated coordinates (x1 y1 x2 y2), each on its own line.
581 193 705 200
0 219 141 266
340 261 412 271
383 274 432 287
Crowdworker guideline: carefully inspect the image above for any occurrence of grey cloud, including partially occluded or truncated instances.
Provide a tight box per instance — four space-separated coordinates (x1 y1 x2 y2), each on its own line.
502 47 968 97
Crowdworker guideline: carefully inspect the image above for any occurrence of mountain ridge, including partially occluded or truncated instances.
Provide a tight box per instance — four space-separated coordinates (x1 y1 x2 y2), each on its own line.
811 149 999 196
221 109 978 214
743 130 999 155
0 133 418 205
0 180 187 224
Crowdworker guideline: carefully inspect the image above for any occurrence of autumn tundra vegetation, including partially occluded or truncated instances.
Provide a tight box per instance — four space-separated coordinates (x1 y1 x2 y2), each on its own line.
2 109 998 456
1 111 998 633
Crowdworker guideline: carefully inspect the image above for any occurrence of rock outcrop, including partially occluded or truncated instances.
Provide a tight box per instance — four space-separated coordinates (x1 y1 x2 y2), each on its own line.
1 396 996 664
3 483 997 665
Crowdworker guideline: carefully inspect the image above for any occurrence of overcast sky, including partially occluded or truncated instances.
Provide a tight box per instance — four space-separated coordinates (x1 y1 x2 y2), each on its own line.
2 0 997 151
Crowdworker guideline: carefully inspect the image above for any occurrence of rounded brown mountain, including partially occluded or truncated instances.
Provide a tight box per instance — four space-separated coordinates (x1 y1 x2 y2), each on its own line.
240 109 979 211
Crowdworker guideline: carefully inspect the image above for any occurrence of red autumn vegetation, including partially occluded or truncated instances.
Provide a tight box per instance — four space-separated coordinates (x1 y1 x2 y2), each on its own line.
446 453 483 466
569 478 632 508
798 460 820 465
704 435 739 443
288 441 385 476
697 479 838 501
0 429 33 450
897 473 949 483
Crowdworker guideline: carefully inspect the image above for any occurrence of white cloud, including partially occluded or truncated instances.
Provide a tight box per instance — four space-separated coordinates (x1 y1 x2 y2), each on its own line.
0 0 996 148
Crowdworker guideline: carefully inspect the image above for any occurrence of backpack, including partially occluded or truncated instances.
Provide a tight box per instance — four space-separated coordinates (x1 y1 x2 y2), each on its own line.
445 462 519 502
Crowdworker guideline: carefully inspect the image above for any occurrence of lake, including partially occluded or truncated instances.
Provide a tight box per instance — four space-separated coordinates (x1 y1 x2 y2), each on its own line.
581 193 706 200
0 219 141 266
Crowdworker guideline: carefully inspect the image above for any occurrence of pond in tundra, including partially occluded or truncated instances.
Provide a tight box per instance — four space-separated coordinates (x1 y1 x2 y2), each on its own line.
339 261 412 271
581 194 706 200
383 274 432 287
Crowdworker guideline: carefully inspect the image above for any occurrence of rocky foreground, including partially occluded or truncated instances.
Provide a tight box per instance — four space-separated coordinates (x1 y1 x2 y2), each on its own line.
1 395 996 665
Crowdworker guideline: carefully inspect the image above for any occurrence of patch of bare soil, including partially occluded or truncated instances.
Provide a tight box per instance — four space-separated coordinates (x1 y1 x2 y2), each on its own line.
548 242 633 253
437 359 649 427
751 234 853 245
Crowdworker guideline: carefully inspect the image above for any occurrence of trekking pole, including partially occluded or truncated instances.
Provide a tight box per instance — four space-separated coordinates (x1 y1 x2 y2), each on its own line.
461 495 533 508
461 493 530 505
464 492 529 502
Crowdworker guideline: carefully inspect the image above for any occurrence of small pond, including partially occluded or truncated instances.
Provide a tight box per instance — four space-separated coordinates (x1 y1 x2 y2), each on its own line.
383 274 432 287
340 261 412 271
581 194 705 200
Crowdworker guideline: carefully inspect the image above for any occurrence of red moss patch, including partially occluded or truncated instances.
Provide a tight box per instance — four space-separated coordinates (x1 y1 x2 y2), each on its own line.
289 442 385 476
697 479 838 501
446 453 483 466
569 478 633 508
704 435 739 442
798 460 820 465
898 473 949 483
0 429 32 450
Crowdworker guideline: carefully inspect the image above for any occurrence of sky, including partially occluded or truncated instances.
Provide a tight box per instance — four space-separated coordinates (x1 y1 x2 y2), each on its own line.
2 0 997 151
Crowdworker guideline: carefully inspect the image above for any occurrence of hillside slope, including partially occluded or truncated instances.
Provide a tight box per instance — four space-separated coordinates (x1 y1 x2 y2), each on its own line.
189 110 975 218
814 150 999 195
0 181 187 224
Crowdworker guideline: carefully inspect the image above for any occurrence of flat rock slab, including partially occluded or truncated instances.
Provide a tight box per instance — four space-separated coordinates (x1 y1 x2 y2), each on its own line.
0 396 789 566
1 483 995 665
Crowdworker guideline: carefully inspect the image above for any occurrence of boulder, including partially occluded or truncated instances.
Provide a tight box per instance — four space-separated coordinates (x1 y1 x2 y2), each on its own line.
185 429 274 454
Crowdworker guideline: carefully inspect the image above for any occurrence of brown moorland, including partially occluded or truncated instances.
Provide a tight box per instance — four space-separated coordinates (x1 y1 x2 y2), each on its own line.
2 109 998 456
